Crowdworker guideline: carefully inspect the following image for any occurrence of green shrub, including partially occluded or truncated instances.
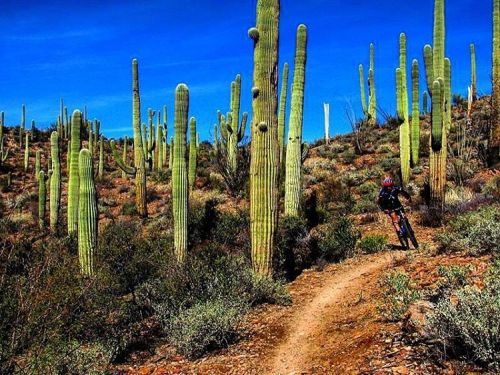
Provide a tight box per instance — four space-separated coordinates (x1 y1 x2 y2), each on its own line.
353 199 378 214
435 206 500 255
377 271 421 321
341 149 356 164
211 208 250 253
274 216 311 280
121 202 137 216
358 234 388 254
379 157 399 172
313 216 359 263
168 300 244 359
427 279 500 370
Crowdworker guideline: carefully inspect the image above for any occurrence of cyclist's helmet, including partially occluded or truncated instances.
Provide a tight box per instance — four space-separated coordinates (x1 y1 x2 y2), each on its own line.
382 177 394 187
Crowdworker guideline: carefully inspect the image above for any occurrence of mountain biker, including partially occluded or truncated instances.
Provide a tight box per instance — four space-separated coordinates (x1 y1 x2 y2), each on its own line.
377 177 412 247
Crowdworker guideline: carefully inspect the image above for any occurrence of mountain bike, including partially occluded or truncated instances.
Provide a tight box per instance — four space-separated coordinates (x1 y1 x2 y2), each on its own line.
389 207 419 250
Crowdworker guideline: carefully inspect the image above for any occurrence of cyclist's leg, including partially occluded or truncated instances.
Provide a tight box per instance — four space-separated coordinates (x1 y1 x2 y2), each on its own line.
389 211 400 231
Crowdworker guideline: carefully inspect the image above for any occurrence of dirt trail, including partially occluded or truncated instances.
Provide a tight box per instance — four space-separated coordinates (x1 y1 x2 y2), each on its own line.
267 251 401 375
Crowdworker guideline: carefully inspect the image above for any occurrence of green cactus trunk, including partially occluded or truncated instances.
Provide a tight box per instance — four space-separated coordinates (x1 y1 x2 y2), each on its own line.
368 43 377 125
491 0 500 165
94 121 100 153
399 33 411 187
23 132 29 172
188 117 197 190
20 104 25 147
38 170 46 230
470 44 477 101
78 148 98 276
411 59 420 166
64 107 69 140
423 91 429 114
35 150 41 181
278 63 289 168
89 121 94 156
98 136 104 180
227 75 248 173
154 112 162 171
50 131 61 233
169 137 173 170
67 110 82 235
358 64 368 116
122 136 128 179
284 24 308 217
249 0 280 276
162 107 168 168
0 112 3 144
172 84 189 262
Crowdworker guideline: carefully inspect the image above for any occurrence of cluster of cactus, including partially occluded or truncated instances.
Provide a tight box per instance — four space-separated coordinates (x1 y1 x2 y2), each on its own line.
423 0 449 213
78 148 98 276
214 75 248 173
111 59 148 217
284 24 308 217
248 0 280 276
396 33 411 187
172 84 189 262
358 43 377 125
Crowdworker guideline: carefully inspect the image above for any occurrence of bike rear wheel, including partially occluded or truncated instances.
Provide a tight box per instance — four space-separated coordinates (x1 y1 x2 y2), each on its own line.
404 218 419 249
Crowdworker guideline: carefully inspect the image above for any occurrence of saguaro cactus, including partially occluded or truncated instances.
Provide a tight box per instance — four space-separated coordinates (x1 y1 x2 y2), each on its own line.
423 91 429 114
368 43 377 124
121 137 128 179
491 0 500 165
162 106 168 168
0 111 4 143
154 111 162 171
470 43 477 101
423 0 448 213
50 131 61 232
20 104 25 147
38 170 47 229
188 117 197 189
67 110 82 235
169 137 173 170
172 84 189 262
398 33 411 186
323 102 330 145
35 150 41 180
110 59 148 217
78 149 97 276
248 0 280 276
278 62 289 168
358 64 368 116
411 59 420 166
23 132 29 172
284 24 308 217
98 136 104 180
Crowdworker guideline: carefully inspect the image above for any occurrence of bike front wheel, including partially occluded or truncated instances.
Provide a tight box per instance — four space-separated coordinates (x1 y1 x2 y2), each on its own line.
404 218 419 249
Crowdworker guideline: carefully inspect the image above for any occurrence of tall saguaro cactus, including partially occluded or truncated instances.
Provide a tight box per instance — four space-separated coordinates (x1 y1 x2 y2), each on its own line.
470 43 477 101
278 62 289 168
411 59 420 166
78 149 97 276
111 59 148 217
20 104 25 147
162 106 168 168
38 171 47 229
35 150 41 180
248 0 280 276
68 110 82 234
423 0 448 213
172 84 189 262
98 136 104 179
358 44 377 125
188 117 197 190
50 131 61 232
398 33 411 186
284 24 308 217
491 0 500 165
323 102 330 145
24 133 29 172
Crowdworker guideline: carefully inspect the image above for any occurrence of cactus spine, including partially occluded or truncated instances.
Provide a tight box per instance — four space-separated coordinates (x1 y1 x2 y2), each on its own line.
278 63 289 167
248 0 280 276
470 43 477 101
35 150 41 180
173 84 189 262
491 0 500 165
110 59 147 217
50 131 61 232
188 117 197 190
411 59 420 166
284 24 308 217
67 110 82 234
398 33 411 186
38 170 47 229
78 149 97 276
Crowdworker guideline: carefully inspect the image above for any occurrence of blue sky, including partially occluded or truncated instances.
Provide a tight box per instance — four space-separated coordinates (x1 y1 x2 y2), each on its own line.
0 0 494 141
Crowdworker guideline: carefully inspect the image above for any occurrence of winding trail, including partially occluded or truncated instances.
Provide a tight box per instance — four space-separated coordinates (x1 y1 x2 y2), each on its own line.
266 251 402 375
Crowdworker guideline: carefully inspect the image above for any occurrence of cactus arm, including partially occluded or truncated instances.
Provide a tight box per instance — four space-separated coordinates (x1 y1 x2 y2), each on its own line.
110 140 136 176
238 112 248 142
188 117 197 190
423 45 434 94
